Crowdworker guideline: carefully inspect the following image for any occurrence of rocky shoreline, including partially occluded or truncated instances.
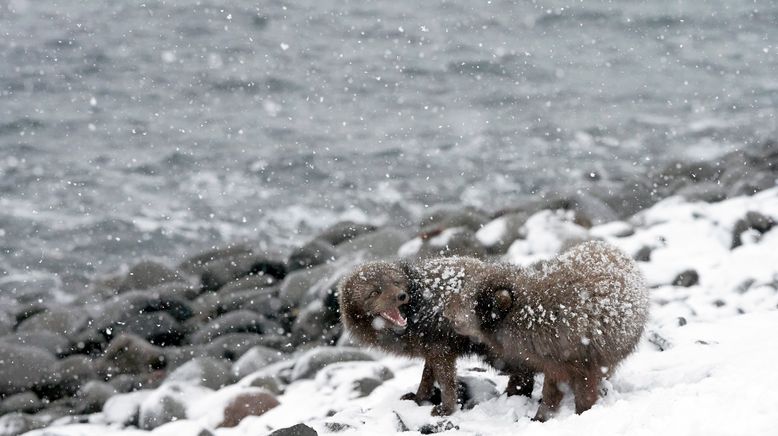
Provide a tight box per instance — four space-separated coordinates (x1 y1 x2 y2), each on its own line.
1 142 778 436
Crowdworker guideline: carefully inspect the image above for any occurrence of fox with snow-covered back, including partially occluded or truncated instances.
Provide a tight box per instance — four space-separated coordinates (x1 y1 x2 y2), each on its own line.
442 241 649 421
338 257 535 416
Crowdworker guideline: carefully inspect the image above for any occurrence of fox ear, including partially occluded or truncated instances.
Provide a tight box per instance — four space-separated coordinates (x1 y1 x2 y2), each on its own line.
495 289 512 311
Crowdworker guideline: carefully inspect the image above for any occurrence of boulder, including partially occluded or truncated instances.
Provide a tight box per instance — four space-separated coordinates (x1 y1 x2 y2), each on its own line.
220 391 280 427
165 357 232 390
53 354 99 396
14 308 87 338
110 312 185 346
232 346 285 379
268 423 318 436
416 227 487 259
0 331 71 357
203 333 284 361
218 274 278 294
290 347 375 381
672 270 700 287
120 261 183 291
102 390 151 426
419 205 490 235
335 227 410 260
75 381 117 414
242 374 283 395
0 392 43 415
100 334 167 375
291 300 341 347
0 343 58 396
317 221 377 246
189 310 268 344
0 413 46 436
634 246 653 262
139 387 188 430
200 253 286 292
177 244 253 277
288 239 339 271
745 211 775 233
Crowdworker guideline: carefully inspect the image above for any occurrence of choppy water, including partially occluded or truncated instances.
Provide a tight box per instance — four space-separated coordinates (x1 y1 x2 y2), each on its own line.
1 0 777 299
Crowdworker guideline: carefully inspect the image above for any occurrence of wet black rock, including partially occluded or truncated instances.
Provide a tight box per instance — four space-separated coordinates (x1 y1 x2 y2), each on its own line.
100 334 167 375
419 420 459 434
165 357 233 389
278 263 341 311
290 347 375 381
352 377 382 397
194 287 280 321
0 392 43 415
232 345 286 379
268 423 318 436
672 269 700 287
317 221 378 246
120 261 183 292
243 373 283 394
0 343 59 396
288 239 339 271
189 310 268 344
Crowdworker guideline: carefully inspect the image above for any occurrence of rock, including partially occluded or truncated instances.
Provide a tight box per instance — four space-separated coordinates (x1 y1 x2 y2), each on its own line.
746 211 775 233
268 423 318 436
634 246 653 262
672 269 700 287
288 239 339 271
165 357 232 390
219 391 280 427
232 346 285 380
0 392 43 415
177 244 253 276
0 413 45 436
653 160 723 194
53 355 98 397
317 221 377 246
731 219 750 249
75 381 117 414
108 374 152 393
420 205 490 235
195 288 281 321
416 227 487 259
121 261 183 292
14 308 87 338
242 374 283 395
111 312 185 346
102 390 151 426
200 253 286 292
190 310 268 344
290 347 375 381
0 331 71 356
353 377 383 397
93 291 195 335
419 420 459 434
324 422 352 432
12 304 46 326
475 212 532 255
278 264 335 312
675 182 728 203
291 300 341 346
218 274 278 294
100 334 167 375
0 312 12 336
138 387 188 430
0 343 58 396
147 282 201 301
460 376 500 409
335 227 411 260
203 333 285 361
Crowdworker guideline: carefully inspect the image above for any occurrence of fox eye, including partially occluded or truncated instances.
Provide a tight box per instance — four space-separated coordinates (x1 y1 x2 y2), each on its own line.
369 290 380 298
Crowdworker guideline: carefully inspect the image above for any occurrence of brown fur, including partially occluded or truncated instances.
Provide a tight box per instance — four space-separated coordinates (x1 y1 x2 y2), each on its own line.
338 258 534 416
442 241 649 421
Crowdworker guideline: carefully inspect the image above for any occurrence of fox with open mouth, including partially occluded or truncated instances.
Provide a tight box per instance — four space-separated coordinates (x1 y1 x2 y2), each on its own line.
338 257 534 416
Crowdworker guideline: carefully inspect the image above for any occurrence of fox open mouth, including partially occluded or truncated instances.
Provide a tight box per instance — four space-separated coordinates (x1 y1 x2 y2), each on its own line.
379 307 407 327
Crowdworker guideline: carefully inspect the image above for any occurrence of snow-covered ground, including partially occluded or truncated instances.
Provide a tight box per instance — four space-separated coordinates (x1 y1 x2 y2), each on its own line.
24 189 778 436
